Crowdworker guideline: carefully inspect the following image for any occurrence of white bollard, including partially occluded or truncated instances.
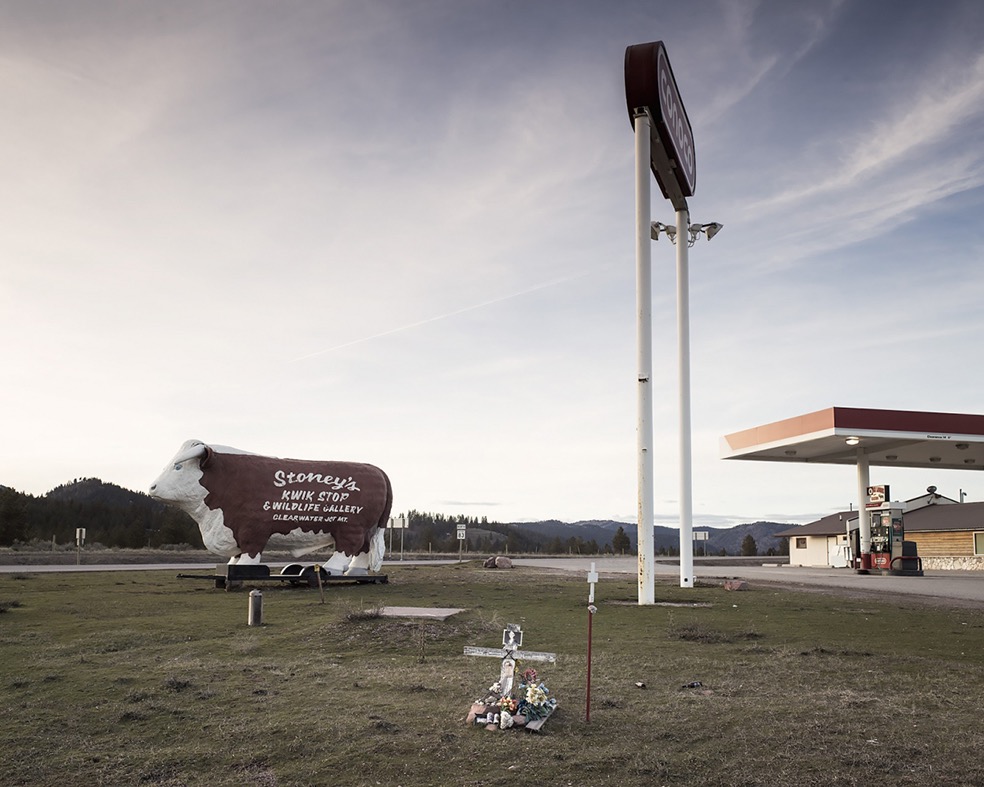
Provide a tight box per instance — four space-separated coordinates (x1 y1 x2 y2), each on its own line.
248 589 263 626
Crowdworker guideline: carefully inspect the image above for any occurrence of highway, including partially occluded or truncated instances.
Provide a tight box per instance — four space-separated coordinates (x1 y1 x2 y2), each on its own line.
2 557 982 605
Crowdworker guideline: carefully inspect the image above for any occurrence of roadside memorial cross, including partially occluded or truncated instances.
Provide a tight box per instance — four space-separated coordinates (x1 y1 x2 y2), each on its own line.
464 623 556 696
464 623 559 731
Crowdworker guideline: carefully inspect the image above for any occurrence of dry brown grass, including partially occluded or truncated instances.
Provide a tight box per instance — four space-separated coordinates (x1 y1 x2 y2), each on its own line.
1 562 982 786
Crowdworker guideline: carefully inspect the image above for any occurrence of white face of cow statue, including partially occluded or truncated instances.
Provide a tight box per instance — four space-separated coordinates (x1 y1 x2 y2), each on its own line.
149 439 392 575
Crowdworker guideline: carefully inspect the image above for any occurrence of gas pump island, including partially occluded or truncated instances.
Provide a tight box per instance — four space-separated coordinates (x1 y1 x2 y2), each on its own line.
858 485 923 576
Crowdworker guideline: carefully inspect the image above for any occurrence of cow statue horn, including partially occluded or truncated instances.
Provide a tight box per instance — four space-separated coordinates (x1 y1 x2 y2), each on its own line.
173 441 208 466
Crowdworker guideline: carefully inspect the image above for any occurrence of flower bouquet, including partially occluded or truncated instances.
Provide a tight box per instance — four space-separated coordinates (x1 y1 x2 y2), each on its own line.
466 665 558 731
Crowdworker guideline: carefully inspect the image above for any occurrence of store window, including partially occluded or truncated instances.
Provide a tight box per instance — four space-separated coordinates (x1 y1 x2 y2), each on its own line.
974 532 984 555
795 537 807 550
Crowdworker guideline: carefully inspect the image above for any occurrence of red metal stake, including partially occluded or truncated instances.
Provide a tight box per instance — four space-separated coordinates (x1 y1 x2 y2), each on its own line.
586 605 593 722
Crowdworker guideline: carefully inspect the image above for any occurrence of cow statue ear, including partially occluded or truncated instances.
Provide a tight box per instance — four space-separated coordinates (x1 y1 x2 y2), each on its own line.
200 446 214 469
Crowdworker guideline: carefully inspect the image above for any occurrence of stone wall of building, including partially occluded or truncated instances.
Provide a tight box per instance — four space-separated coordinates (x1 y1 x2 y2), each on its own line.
920 556 984 571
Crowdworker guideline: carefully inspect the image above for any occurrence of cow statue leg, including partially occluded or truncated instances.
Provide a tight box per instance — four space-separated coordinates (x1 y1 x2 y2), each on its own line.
344 551 371 576
343 528 386 576
321 550 350 576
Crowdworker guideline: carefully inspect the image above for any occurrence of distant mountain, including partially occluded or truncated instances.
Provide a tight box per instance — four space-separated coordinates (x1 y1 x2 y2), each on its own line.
505 518 791 555
506 519 622 546
694 521 790 555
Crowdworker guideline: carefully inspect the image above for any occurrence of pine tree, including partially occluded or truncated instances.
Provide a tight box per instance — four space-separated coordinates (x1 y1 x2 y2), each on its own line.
612 525 632 555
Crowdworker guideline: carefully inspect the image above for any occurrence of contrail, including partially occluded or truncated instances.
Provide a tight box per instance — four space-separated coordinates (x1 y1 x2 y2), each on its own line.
289 270 593 362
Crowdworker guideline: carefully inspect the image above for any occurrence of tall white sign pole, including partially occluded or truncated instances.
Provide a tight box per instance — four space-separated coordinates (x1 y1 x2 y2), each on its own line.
634 109 656 605
676 208 694 588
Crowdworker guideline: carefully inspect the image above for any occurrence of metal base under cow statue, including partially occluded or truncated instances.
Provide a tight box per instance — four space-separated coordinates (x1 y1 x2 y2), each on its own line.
151 440 392 586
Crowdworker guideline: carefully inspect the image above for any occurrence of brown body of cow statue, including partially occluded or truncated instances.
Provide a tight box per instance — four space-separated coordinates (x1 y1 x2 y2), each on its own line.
149 440 392 575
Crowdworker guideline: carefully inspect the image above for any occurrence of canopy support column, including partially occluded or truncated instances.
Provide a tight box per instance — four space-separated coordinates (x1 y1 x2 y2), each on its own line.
856 447 871 572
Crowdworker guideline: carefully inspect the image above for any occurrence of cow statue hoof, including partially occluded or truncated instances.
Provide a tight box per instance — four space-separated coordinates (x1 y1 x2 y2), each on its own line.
321 552 350 576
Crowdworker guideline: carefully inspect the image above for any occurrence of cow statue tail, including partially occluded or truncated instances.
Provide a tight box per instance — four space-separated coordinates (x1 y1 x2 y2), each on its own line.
368 470 393 573
368 526 386 573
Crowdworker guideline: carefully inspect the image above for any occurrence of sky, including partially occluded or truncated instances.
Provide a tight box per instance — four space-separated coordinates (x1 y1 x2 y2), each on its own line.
3 0 984 528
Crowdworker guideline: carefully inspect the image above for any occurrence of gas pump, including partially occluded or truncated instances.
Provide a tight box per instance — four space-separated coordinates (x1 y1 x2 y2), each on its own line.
868 502 905 572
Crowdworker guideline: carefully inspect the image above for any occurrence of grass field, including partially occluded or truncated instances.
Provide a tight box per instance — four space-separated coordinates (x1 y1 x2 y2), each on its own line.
1 562 983 786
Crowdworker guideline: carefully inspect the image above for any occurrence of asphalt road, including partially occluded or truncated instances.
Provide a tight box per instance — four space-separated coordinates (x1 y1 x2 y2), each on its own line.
513 556 984 606
3 557 982 606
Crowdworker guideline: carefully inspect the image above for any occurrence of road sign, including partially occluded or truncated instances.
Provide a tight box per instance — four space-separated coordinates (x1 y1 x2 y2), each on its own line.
456 523 467 540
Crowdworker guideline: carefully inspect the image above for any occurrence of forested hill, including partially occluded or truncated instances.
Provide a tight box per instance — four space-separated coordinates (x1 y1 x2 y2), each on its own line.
0 478 200 547
0 479 792 555
47 477 154 508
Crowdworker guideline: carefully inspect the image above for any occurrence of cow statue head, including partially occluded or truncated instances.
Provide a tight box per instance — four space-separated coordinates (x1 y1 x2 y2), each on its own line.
149 439 210 511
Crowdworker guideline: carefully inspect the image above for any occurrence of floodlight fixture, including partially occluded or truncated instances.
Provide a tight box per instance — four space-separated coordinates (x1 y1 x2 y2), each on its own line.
653 220 722 247
651 221 674 240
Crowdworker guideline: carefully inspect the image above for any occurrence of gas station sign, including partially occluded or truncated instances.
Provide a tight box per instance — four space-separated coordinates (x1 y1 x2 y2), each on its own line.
866 485 890 508
624 40 696 208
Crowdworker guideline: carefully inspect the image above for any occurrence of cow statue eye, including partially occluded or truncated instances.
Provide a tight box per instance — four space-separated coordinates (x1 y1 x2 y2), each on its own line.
174 463 183 471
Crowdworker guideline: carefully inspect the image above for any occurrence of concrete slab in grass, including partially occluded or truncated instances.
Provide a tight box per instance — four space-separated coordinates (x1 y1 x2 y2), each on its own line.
380 606 465 620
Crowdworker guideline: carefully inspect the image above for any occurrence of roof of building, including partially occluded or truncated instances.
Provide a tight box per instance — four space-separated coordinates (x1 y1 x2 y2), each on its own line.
905 501 984 533
776 513 852 538
777 500 984 537
721 407 984 470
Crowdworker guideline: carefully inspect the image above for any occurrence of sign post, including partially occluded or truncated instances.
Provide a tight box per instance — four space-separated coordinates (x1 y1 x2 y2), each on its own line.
456 523 467 562
585 562 599 722
389 514 408 561
633 107 656 606
625 40 704 593
75 527 86 566
693 528 708 557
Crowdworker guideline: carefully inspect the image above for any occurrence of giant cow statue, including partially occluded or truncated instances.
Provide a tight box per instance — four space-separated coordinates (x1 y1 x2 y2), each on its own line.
150 440 392 575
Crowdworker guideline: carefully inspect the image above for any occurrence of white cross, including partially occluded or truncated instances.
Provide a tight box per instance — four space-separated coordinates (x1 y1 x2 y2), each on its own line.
587 562 599 604
464 623 556 695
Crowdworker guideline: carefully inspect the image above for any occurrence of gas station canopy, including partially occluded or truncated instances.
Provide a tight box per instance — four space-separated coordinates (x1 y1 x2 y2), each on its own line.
721 407 984 470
